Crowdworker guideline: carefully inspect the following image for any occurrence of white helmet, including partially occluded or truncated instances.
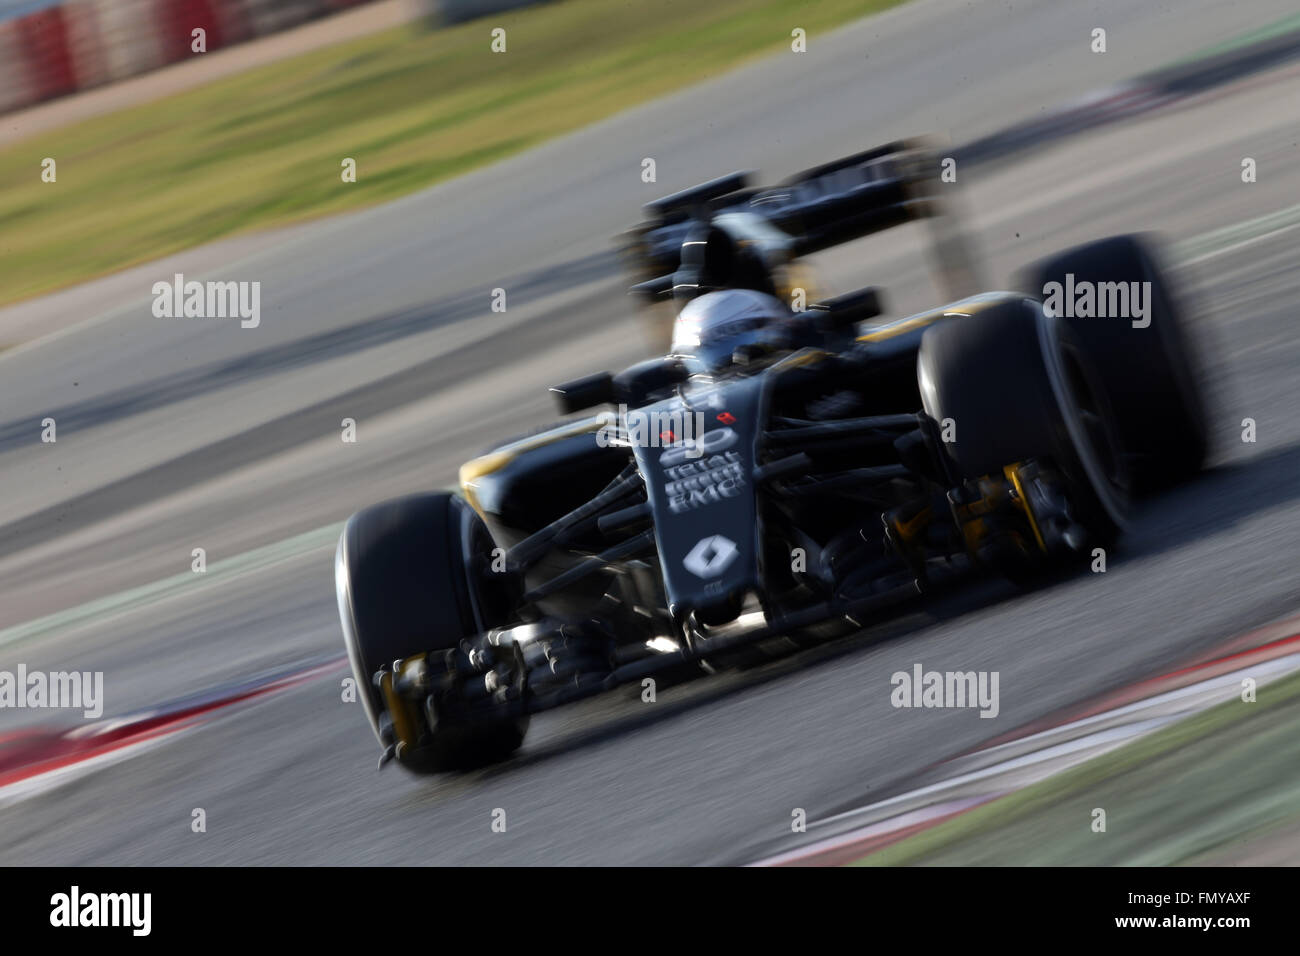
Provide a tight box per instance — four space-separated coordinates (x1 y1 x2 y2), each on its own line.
670 289 792 371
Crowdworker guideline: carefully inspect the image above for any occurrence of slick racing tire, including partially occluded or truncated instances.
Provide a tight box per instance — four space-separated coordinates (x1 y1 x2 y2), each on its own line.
1017 234 1209 493
917 298 1130 563
336 492 528 773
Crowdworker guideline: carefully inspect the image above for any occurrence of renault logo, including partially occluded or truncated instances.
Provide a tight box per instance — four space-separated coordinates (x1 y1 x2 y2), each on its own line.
683 535 739 578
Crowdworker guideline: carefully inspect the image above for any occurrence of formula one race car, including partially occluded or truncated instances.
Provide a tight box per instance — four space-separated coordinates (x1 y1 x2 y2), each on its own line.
335 141 1209 772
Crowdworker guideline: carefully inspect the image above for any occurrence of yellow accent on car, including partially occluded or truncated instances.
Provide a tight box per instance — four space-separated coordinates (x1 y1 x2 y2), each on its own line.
769 347 829 371
893 505 932 543
380 669 420 751
1004 462 1048 553
459 416 607 515
855 292 1018 343
856 312 945 343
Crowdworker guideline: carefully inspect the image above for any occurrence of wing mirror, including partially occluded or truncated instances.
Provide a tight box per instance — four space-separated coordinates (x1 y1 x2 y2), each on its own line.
808 286 885 332
612 357 690 406
550 372 615 415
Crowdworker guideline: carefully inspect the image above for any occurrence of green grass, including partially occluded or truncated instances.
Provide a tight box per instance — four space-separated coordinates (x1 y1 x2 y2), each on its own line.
853 669 1300 866
1172 10 1300 64
0 0 901 306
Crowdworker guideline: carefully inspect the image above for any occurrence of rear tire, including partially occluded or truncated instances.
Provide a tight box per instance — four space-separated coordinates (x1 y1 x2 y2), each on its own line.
1017 234 1209 492
335 492 527 773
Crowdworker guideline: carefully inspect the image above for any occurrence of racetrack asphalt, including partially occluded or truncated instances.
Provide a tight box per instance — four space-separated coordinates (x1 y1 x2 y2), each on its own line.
0 0 1299 864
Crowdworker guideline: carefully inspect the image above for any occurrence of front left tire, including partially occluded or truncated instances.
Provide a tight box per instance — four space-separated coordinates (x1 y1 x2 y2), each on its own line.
335 492 528 773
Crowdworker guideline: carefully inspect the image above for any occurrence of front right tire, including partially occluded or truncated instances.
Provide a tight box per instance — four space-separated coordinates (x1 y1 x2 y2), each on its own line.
917 298 1130 565
1018 234 1210 492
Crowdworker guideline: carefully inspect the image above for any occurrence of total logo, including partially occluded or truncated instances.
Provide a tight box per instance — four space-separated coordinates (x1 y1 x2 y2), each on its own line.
683 534 739 578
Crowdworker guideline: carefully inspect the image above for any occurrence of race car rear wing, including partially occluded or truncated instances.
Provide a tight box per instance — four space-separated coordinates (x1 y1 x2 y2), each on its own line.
623 138 981 306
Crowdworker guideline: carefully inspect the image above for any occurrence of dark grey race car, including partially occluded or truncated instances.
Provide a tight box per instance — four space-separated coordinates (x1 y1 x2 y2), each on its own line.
335 141 1209 772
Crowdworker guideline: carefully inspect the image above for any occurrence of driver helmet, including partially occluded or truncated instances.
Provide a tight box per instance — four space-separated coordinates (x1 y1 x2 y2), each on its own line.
669 288 793 372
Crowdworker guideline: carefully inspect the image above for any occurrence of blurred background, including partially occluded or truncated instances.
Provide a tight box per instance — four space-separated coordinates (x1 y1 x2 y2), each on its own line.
2 0 389 113
0 0 1298 866
0 0 893 305
0 0 568 115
